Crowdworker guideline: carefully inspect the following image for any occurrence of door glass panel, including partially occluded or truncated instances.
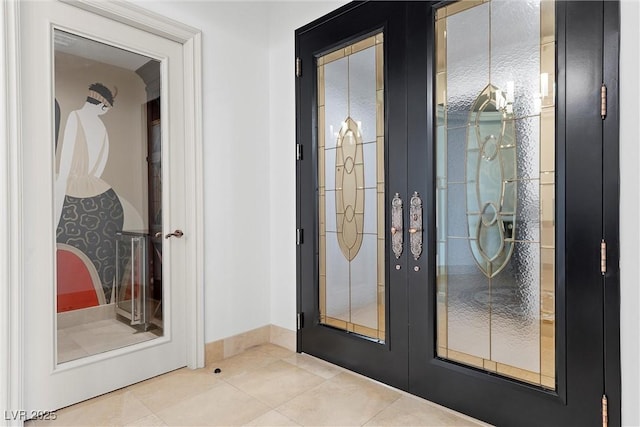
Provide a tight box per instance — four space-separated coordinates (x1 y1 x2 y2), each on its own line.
435 0 556 389
54 30 164 364
318 33 385 341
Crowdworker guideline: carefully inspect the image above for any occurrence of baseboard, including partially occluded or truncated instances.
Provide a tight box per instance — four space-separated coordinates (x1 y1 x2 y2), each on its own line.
204 324 296 365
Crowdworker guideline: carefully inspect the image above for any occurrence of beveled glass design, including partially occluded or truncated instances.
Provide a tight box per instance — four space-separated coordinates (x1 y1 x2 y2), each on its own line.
466 84 516 277
435 0 556 389
318 33 385 341
335 117 365 260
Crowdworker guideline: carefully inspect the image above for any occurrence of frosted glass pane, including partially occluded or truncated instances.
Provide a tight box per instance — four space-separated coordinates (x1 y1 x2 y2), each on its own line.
325 231 350 320
447 126 467 183
437 188 447 242
350 235 378 329
363 142 377 189
363 188 377 235
446 3 490 129
436 126 446 181
325 148 336 191
447 239 490 359
349 47 377 144
515 179 540 243
447 184 467 238
516 117 540 180
324 57 348 149
325 190 337 232
491 0 541 118
492 242 541 372
436 0 555 389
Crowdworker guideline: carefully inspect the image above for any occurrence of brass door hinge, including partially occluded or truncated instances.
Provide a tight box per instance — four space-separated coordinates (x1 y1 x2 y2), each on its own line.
601 83 607 119
600 240 607 275
296 57 301 78
602 395 608 427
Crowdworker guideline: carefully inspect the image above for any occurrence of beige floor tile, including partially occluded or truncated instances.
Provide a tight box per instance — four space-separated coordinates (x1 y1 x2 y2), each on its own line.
154 382 271 426
364 395 485 426
207 346 280 379
29 390 152 426
225 359 325 407
124 414 167 426
127 367 221 413
253 343 296 359
282 353 342 379
243 410 301 426
277 372 401 426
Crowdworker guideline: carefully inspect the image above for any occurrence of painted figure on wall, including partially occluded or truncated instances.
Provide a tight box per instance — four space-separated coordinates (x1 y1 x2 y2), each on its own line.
55 83 123 305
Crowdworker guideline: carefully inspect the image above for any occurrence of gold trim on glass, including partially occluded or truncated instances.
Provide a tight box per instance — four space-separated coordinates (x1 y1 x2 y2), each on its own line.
335 117 365 261
352 36 376 54
435 0 556 390
441 0 486 19
318 32 385 342
323 48 347 65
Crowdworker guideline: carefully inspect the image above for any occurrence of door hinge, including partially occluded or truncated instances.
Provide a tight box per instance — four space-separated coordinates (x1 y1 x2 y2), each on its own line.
296 143 303 160
296 57 301 77
602 395 608 427
296 228 303 245
297 312 303 330
600 240 607 275
601 83 607 120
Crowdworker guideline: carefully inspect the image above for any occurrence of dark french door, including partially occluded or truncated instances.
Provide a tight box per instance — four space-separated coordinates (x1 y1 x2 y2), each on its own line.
295 1 620 426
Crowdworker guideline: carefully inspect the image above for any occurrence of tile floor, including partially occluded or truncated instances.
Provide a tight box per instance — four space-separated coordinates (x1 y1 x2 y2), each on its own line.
27 343 489 426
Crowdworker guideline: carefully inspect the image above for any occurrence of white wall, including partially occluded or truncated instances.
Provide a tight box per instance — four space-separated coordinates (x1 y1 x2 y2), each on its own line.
132 1 273 342
619 1 640 425
133 0 345 338
267 1 347 330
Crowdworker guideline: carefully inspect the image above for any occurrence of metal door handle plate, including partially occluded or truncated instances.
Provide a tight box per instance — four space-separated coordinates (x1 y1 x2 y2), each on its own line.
391 193 403 258
409 192 423 260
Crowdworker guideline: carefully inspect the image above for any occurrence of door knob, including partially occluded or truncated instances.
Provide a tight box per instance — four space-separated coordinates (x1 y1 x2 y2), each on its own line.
165 229 184 239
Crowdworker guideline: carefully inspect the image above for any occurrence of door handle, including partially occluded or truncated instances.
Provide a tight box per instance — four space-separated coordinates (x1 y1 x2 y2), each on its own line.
409 192 423 260
164 229 184 239
391 193 403 259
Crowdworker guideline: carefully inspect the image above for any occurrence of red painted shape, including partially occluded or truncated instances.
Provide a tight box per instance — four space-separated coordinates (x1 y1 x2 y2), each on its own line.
56 249 99 313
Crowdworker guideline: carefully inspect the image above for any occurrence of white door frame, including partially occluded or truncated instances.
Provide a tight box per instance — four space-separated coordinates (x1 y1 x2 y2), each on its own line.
0 1 204 424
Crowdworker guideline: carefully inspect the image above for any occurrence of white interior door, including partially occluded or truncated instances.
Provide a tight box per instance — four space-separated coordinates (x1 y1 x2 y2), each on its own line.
20 0 191 412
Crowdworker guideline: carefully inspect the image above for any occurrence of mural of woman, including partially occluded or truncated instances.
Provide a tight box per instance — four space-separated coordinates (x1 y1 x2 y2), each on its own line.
55 83 123 303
